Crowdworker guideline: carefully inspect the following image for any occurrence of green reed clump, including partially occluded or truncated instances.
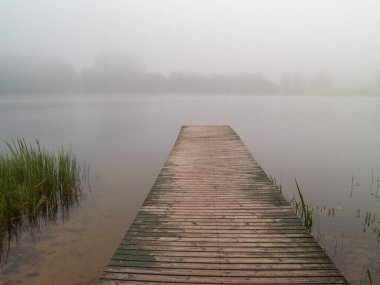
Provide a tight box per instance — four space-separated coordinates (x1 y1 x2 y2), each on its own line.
0 138 82 231
290 179 314 231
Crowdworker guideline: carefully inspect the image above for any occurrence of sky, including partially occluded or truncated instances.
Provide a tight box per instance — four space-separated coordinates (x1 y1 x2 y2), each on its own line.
1 0 380 87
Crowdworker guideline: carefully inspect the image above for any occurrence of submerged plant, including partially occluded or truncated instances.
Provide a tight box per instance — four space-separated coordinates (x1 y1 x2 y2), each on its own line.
0 138 87 263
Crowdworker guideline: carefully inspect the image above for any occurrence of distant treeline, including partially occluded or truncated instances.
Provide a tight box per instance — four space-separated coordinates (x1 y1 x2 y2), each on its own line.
0 51 335 94
0 52 78 94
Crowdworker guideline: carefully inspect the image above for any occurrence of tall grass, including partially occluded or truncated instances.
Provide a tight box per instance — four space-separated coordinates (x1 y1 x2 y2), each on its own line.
0 138 85 262
290 179 314 231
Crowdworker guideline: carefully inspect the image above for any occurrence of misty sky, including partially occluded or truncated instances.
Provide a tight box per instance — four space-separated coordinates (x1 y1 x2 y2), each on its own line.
1 0 380 87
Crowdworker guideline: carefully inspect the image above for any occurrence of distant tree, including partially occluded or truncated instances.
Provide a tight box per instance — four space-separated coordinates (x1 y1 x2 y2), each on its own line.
168 72 205 93
280 72 307 94
310 71 332 91
0 52 78 94
143 73 167 92
232 72 277 93
80 50 145 92
165 72 277 94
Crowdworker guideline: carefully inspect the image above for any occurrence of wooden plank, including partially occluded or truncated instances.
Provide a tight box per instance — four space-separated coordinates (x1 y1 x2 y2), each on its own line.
113 250 328 258
117 245 324 253
108 260 339 270
102 267 344 277
99 272 346 284
120 241 325 248
97 126 348 284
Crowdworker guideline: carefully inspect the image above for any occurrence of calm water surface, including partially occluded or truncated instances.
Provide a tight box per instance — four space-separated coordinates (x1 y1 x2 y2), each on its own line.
0 94 379 284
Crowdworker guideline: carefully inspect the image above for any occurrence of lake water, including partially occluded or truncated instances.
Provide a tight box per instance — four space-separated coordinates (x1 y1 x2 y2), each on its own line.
0 94 379 284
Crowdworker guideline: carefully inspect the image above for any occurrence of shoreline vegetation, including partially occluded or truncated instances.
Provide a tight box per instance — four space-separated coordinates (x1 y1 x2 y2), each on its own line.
1 51 378 95
0 138 86 264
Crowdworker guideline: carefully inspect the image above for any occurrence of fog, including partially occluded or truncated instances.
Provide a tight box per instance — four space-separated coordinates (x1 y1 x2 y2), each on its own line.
1 0 380 93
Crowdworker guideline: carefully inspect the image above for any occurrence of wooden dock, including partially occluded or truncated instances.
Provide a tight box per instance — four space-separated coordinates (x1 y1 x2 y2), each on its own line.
98 126 347 284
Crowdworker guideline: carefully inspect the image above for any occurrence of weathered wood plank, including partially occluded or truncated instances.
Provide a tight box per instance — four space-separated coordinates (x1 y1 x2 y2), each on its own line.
108 260 340 270
113 250 329 258
97 126 347 284
99 272 346 284
103 267 344 277
120 241 325 248
117 245 324 253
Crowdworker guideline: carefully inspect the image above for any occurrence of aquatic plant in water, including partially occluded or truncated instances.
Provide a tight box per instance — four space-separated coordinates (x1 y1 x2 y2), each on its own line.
0 138 86 263
283 173 380 284
290 179 314 231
